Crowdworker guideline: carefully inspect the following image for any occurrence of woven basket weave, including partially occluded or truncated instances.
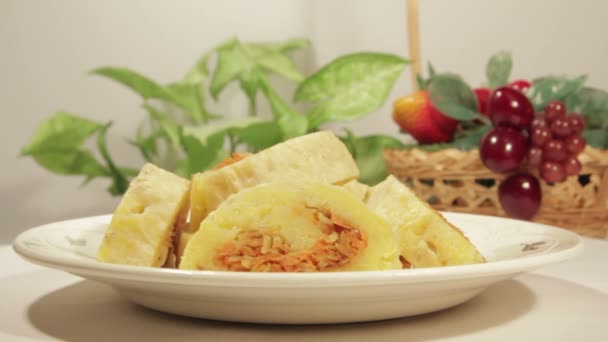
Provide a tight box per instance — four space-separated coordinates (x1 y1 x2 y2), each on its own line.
384 146 608 239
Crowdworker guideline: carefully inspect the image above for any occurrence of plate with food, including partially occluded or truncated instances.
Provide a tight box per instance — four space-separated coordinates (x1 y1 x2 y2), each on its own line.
13 131 583 324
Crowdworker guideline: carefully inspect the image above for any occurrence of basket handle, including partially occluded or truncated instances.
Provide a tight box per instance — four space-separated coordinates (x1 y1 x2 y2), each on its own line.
597 169 608 208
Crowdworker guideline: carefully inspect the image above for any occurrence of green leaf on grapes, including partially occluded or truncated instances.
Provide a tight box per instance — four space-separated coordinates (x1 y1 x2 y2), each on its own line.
295 53 408 129
451 125 492 150
428 62 437 78
401 124 491 151
528 75 587 111
427 73 479 121
416 74 427 91
564 87 608 129
583 128 608 149
486 51 512 89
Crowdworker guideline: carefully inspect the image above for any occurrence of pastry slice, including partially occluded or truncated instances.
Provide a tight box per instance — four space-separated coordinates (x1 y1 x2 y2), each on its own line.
366 176 484 268
186 131 360 239
179 181 401 272
97 163 190 267
342 179 370 202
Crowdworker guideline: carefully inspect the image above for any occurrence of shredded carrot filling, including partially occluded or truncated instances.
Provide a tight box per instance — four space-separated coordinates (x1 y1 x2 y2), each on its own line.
213 152 251 170
399 256 412 269
215 209 368 272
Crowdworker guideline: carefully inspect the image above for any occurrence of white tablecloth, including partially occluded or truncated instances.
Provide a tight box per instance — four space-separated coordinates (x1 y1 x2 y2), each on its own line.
2 238 607 342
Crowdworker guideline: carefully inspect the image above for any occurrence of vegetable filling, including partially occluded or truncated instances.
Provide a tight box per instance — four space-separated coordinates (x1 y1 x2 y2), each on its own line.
215 209 367 272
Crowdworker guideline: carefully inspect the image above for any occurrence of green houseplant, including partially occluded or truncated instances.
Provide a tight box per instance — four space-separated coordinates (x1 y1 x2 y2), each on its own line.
20 37 410 195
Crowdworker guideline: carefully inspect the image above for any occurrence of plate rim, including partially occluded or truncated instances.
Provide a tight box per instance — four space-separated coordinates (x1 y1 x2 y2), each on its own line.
12 212 584 288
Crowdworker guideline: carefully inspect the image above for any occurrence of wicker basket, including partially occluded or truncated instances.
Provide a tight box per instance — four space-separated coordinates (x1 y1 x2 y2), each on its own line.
384 146 608 239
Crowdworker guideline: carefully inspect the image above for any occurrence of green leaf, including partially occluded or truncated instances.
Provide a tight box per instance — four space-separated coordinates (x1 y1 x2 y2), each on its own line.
451 125 492 150
583 128 608 149
416 74 426 90
183 51 211 85
245 44 305 82
209 39 248 98
97 123 130 195
403 124 491 151
259 78 308 139
564 87 608 129
173 159 191 178
265 37 311 53
181 124 230 175
130 127 161 162
20 112 108 176
21 112 102 155
427 73 479 120
230 120 282 151
528 75 587 111
239 68 263 105
209 38 305 99
347 134 405 185
486 51 512 88
428 62 436 78
341 129 359 159
143 104 182 148
166 82 207 123
294 53 408 128
91 67 178 104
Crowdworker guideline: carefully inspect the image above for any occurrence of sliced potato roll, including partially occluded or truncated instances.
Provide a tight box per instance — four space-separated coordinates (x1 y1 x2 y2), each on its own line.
97 163 190 267
179 181 401 272
187 131 359 237
342 179 370 202
366 176 484 268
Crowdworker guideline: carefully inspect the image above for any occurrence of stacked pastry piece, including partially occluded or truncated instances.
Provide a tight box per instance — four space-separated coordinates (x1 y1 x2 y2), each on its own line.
97 131 484 272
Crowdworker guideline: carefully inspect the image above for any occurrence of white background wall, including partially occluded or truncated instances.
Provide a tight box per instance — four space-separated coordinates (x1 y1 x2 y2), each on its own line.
2 0 607 242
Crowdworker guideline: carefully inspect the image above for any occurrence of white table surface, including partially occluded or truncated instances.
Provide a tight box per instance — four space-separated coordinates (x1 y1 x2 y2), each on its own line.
2 237 607 342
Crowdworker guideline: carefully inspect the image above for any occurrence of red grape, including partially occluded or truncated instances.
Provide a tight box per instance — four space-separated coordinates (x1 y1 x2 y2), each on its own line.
567 114 585 135
544 100 566 123
498 173 541 220
488 87 534 129
540 161 565 182
507 80 532 94
474 88 492 117
531 126 551 147
565 135 586 155
527 147 543 167
531 116 548 129
564 157 582 176
543 139 568 162
480 127 528 173
550 118 573 138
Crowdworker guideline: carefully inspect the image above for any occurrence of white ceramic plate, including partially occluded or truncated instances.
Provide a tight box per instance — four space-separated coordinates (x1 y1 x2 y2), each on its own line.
13 212 583 324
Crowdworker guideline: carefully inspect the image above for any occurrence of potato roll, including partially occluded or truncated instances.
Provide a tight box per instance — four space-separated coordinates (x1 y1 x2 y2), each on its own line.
179 181 401 272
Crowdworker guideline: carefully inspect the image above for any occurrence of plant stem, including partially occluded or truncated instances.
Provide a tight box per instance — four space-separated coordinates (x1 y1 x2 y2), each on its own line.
228 134 237 153
195 83 209 124
248 94 257 117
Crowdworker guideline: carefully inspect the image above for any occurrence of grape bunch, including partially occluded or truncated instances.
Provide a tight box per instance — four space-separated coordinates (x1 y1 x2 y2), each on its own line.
478 86 586 220
529 101 586 182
